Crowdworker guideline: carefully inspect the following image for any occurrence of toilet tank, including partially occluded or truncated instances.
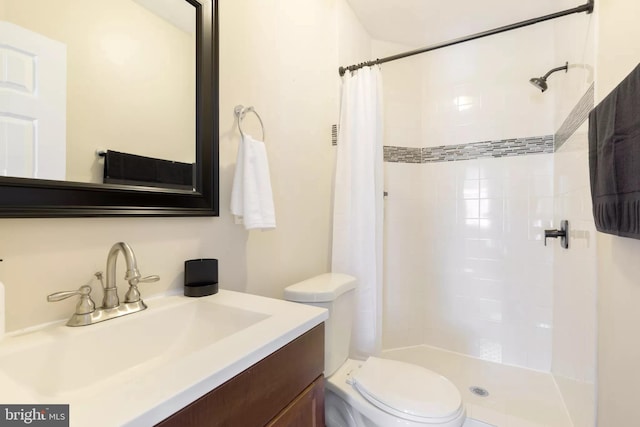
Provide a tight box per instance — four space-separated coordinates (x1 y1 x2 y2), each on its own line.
284 273 356 377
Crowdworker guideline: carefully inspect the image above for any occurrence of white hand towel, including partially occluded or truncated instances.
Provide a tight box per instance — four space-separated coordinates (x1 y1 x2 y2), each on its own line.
230 134 276 230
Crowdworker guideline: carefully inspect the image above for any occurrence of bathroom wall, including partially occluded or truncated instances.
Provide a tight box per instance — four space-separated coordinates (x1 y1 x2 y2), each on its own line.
550 7 597 427
593 0 640 424
336 0 372 72
379 24 559 371
0 0 364 332
4 0 196 183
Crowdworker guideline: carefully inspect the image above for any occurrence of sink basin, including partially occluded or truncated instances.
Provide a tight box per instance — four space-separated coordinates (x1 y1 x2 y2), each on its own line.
0 298 269 397
0 290 327 427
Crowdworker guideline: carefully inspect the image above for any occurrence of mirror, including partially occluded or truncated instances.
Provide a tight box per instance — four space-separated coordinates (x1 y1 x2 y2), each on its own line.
0 0 218 217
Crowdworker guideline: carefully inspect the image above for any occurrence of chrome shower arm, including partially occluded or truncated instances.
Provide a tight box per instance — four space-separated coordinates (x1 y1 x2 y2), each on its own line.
542 62 569 80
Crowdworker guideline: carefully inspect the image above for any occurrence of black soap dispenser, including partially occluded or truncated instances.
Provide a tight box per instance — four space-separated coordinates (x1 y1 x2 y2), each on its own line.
184 259 218 297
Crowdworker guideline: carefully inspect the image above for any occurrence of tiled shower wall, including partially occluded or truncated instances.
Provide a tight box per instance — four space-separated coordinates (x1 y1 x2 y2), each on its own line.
384 154 555 370
378 9 597 383
551 6 597 426
378 22 559 371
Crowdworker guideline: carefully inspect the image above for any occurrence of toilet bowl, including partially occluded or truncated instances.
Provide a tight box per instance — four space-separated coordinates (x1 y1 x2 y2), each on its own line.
284 273 466 427
326 358 466 427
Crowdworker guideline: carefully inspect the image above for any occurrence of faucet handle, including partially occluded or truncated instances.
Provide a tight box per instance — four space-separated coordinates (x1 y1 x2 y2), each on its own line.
124 274 160 303
47 285 96 315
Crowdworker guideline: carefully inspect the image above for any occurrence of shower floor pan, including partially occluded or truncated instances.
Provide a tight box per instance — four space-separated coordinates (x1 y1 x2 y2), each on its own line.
381 345 573 427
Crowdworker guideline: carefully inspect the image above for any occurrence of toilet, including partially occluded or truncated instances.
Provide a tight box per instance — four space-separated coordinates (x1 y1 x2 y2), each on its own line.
284 273 466 427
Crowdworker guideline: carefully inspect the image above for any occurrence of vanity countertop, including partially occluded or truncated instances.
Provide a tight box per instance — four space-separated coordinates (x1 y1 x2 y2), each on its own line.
0 290 328 427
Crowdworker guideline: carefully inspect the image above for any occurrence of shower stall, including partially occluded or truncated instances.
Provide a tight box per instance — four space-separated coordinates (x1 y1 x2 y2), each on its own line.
337 0 598 425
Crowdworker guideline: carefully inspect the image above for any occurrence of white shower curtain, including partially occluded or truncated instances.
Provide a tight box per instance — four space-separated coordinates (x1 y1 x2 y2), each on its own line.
332 66 384 359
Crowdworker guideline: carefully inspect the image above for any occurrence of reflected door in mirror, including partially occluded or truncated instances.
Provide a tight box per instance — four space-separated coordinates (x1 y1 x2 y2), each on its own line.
0 21 66 180
0 0 196 189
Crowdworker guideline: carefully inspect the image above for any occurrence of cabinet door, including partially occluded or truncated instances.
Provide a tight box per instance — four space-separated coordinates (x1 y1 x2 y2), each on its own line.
156 324 324 427
267 375 325 427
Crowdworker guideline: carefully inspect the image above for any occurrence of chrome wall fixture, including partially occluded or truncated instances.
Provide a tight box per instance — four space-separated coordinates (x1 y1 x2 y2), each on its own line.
234 105 265 141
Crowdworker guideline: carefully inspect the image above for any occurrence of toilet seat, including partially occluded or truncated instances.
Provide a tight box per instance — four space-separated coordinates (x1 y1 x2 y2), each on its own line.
350 357 464 424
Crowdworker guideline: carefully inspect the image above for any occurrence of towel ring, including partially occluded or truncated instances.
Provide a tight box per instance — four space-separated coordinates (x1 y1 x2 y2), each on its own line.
234 105 265 141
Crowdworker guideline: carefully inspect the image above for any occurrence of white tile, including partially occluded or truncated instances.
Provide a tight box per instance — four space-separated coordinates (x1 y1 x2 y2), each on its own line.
526 154 554 176
528 218 553 242
460 179 481 199
480 178 504 199
480 199 504 220
525 326 552 371
529 197 554 217
478 157 506 179
475 298 504 323
462 199 481 218
502 341 529 368
530 175 554 198
385 155 559 374
459 160 481 180
478 218 504 239
468 278 506 301
504 156 531 180
503 176 529 200
458 218 481 239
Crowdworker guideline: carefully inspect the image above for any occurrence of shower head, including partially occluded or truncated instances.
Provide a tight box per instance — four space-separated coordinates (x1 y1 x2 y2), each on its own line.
529 62 569 92
529 76 548 92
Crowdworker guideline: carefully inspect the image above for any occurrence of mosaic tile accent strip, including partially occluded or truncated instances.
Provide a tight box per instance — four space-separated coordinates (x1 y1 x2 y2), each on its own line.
343 84 593 161
384 146 422 163
332 124 338 146
384 135 553 163
554 83 595 150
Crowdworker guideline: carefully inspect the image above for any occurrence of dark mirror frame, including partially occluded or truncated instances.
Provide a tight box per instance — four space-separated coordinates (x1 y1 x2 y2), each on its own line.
0 0 219 218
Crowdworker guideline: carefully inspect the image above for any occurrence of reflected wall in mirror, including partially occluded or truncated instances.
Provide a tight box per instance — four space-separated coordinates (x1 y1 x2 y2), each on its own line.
1 0 196 189
0 0 218 217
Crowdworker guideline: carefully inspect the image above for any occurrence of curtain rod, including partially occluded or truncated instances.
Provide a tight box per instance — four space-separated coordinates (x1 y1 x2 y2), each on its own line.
338 0 594 76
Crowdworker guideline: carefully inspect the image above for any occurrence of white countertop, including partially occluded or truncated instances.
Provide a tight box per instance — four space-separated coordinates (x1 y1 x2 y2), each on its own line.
0 290 327 427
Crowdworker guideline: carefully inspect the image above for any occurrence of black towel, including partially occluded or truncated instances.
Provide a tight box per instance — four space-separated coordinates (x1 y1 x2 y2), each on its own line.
589 63 640 238
103 150 194 190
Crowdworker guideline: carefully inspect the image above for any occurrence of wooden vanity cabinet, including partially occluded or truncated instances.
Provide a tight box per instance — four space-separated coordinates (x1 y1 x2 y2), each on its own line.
156 323 325 427
266 376 324 427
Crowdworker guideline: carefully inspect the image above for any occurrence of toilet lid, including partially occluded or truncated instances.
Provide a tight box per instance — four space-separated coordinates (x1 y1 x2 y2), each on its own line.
351 357 463 423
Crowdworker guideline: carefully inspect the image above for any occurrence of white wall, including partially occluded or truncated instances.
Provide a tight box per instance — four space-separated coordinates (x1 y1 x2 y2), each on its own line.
0 0 362 333
379 24 558 371
336 0 372 67
373 40 424 149
550 8 597 427
4 0 196 183
594 0 640 424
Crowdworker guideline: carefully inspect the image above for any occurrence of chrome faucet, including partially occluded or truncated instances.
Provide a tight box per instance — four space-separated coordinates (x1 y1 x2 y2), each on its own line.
103 242 141 309
47 242 159 327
